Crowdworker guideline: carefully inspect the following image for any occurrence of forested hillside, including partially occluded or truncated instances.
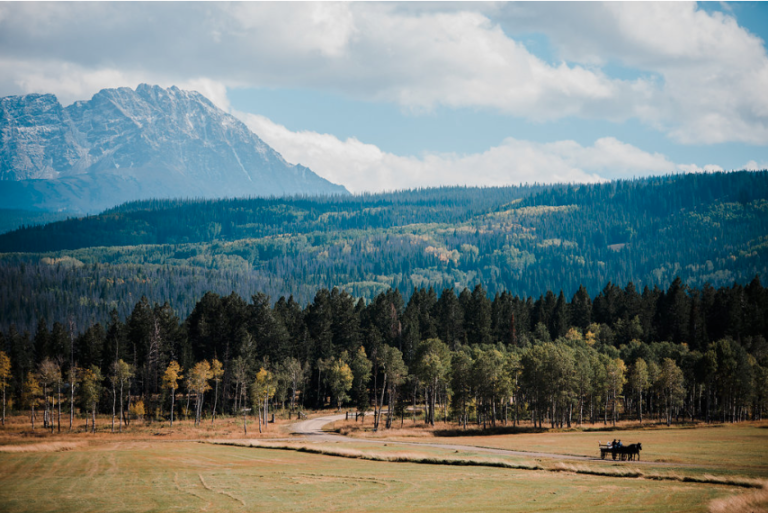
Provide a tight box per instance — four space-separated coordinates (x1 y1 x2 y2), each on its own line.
0 172 766 333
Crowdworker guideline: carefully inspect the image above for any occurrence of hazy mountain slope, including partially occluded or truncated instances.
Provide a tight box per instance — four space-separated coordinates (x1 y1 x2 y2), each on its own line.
0 84 348 214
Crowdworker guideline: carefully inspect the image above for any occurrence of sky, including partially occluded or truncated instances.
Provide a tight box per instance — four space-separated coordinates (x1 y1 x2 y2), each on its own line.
1 1 767 193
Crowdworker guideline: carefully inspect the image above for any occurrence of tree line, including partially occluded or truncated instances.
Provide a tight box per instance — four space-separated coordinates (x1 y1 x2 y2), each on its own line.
1 276 767 431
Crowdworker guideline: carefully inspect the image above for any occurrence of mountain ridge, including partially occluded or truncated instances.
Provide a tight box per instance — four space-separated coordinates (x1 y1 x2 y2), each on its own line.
0 84 348 214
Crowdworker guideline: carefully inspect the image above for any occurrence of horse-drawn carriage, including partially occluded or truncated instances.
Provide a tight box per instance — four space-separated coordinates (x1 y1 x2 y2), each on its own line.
598 441 642 461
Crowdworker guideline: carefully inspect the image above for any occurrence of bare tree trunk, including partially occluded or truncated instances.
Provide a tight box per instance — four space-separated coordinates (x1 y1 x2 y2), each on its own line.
50 390 54 434
667 394 672 426
426 387 431 425
430 379 437 426
126 392 132 427
514 391 518 427
119 382 124 433
170 389 175 427
92 404 96 433
372 368 379 428
43 384 48 429
211 381 219 424
111 383 116 433
2 386 5 426
263 394 268 431
69 318 76 432
375 373 387 431
57 384 61 433
444 388 448 424
69 379 74 431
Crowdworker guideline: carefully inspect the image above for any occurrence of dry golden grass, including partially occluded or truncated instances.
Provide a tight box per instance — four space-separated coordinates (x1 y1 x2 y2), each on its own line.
2 412 766 512
211 438 767 496
0 441 85 453
361 418 768 474
331 418 459 438
0 411 312 445
551 462 765 489
708 482 768 513
210 438 548 471
0 440 738 512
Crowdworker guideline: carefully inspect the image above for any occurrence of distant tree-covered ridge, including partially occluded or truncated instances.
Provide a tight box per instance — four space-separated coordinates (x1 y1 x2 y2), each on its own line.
0 172 766 332
2 278 767 430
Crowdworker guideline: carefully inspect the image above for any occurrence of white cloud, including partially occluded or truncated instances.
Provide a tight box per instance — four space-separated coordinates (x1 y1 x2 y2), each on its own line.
237 112 690 193
676 164 726 174
744 160 768 171
492 2 768 144
0 3 765 145
175 78 231 112
0 58 233 111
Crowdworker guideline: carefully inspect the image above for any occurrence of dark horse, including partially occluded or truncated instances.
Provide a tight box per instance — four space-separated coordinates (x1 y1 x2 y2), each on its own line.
614 443 642 461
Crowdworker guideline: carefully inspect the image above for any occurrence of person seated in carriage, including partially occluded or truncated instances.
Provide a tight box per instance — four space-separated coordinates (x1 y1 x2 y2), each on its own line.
616 440 623 448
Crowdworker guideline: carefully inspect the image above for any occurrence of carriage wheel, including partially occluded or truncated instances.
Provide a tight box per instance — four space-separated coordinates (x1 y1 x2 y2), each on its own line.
601 451 606 460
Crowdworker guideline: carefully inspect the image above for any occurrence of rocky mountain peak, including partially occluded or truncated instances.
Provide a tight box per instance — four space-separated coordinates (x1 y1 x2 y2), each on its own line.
0 85 348 212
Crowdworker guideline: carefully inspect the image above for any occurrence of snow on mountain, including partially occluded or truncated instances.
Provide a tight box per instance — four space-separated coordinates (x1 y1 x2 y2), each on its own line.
0 85 348 213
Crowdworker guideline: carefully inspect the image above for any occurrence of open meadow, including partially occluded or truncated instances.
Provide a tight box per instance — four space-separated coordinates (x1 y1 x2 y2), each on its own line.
331 419 768 478
1 415 767 512
0 439 752 513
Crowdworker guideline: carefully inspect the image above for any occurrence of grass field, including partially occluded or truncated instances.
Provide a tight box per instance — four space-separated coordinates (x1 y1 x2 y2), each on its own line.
0 440 749 513
333 419 768 477
1 415 767 512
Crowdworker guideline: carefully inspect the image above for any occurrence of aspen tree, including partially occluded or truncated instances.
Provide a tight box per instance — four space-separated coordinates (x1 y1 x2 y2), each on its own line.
38 359 61 433
0 351 11 426
282 357 306 416
68 317 76 431
210 359 224 424
162 361 183 427
22 372 41 429
188 360 212 426
81 366 103 433
629 358 649 423
251 368 276 433
111 360 134 433
606 358 627 426
325 357 353 412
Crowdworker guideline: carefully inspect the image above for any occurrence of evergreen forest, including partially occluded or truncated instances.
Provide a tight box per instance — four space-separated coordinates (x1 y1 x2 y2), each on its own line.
1 278 767 432
0 171 766 334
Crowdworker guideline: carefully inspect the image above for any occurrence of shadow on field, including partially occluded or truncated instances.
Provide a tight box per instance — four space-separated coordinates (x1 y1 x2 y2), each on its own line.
433 421 731 437
432 425 547 437
579 422 724 433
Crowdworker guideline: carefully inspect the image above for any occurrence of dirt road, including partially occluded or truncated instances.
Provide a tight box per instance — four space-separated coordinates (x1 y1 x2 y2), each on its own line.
288 413 608 462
